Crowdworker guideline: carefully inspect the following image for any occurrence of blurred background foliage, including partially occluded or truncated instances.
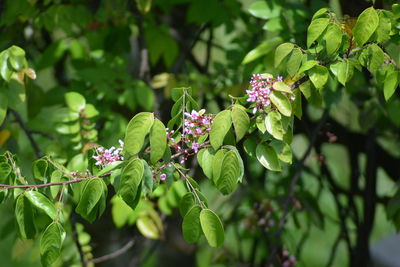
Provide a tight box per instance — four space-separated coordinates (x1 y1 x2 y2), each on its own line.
0 0 400 266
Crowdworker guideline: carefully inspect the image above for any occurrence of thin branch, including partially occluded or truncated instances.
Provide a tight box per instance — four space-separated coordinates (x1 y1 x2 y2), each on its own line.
88 238 135 264
0 173 111 189
8 109 43 158
171 141 210 160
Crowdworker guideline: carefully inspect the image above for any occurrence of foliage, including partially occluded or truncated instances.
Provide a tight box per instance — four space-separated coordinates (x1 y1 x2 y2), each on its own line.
0 0 399 266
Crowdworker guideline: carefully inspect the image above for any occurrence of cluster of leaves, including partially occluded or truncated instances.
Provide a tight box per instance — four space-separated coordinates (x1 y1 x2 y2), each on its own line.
0 1 400 266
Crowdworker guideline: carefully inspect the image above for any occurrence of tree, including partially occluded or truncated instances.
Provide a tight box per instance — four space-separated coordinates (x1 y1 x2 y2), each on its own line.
0 0 399 266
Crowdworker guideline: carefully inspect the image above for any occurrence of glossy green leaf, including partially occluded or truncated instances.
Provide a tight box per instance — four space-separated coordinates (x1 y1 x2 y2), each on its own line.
298 60 318 74
142 160 153 196
76 178 104 222
330 60 354 86
124 112 154 157
324 24 342 55
212 149 227 184
353 7 379 46
309 65 328 89
265 110 284 140
368 44 385 73
231 105 249 141
270 91 292 116
216 151 240 195
273 81 292 93
307 18 329 47
199 209 224 248
97 161 124 176
274 43 294 67
15 195 36 239
210 110 232 150
384 71 399 101
0 162 11 184
32 159 48 182
286 48 302 77
40 222 64 266
182 205 202 243
199 148 214 179
149 118 167 164
256 114 267 133
248 1 280 19
50 170 63 199
179 192 196 217
0 50 12 81
256 143 281 171
65 92 86 113
242 37 282 64
8 46 26 71
270 140 292 164
119 159 144 209
25 191 57 220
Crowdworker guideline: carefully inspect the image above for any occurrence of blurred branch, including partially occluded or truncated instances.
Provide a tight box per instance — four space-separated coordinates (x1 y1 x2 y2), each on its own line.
88 238 135 264
266 109 329 265
72 213 87 267
8 109 43 158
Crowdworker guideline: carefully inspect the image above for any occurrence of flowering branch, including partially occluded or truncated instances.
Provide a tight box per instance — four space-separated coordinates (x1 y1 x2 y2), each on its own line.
0 172 111 189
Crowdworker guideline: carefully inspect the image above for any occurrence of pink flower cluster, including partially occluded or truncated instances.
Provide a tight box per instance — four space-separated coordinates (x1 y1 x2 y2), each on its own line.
281 249 297 267
182 110 213 153
247 74 284 114
93 139 124 167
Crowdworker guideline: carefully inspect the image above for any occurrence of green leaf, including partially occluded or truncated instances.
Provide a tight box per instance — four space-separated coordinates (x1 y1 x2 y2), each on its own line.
309 65 328 89
149 119 167 164
286 48 303 77
76 178 105 222
256 143 281 171
298 60 318 74
307 18 329 48
368 44 385 73
216 151 240 195
0 90 8 126
0 162 11 184
40 222 64 267
32 159 48 182
274 43 294 68
324 24 343 56
372 10 391 43
119 159 144 210
210 110 232 150
84 104 99 118
97 161 124 176
270 91 292 116
248 1 280 19
25 191 57 220
198 148 215 179
330 60 354 86
179 192 196 217
199 209 224 248
312 8 328 20
0 50 12 81
353 7 379 46
142 160 154 196
242 38 282 64
15 195 36 239
384 71 399 101
124 112 154 157
292 89 302 119
270 140 292 164
273 81 292 93
212 149 227 184
8 46 26 71
256 114 267 133
64 92 86 113
50 170 63 199
136 209 163 240
231 105 249 141
265 110 284 140
182 205 202 243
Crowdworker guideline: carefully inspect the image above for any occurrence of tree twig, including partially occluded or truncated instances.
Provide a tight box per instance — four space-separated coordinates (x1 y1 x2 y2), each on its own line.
8 109 43 158
88 238 135 264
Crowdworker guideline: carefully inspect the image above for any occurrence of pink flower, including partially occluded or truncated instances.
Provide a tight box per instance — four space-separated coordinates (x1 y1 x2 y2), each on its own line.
160 174 166 181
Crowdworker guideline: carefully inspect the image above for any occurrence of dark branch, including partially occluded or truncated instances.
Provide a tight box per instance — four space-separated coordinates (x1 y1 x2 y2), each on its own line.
88 238 135 264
